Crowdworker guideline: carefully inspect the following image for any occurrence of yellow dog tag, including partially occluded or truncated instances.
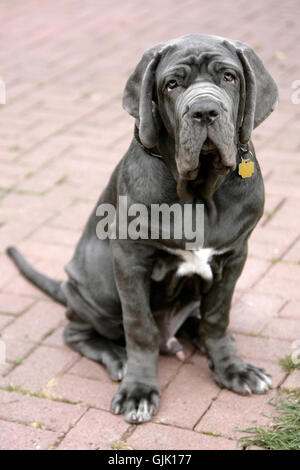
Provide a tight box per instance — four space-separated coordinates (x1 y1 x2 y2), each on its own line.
238 158 255 179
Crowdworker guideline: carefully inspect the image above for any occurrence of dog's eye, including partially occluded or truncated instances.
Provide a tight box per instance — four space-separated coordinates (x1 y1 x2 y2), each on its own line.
166 80 178 91
223 72 236 83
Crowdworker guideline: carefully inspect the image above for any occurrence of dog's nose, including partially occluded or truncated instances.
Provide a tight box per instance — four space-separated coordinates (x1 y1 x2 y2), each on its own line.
190 100 220 126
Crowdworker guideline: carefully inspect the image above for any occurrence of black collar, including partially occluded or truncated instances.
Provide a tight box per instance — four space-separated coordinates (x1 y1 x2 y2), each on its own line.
134 127 252 163
134 127 164 160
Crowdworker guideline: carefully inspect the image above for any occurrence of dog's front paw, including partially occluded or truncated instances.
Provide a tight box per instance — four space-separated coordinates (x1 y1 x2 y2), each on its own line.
111 379 159 423
213 359 272 396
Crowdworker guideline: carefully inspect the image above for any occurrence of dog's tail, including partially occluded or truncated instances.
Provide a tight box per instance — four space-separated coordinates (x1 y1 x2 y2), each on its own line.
6 246 67 306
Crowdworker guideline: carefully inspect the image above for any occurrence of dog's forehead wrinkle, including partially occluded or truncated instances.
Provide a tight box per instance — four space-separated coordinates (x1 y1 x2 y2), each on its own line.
178 51 221 66
161 64 190 79
158 48 242 94
166 50 233 71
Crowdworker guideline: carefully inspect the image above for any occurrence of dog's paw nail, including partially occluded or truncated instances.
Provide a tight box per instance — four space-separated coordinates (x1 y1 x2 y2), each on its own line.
117 371 123 381
176 350 185 361
255 377 271 393
264 374 272 387
244 384 252 395
113 404 121 414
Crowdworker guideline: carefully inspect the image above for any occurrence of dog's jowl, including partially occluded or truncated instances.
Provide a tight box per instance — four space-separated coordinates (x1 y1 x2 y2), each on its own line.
7 34 278 424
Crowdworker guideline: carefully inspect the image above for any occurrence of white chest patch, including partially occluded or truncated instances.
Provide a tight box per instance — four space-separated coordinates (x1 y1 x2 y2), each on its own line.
175 248 224 281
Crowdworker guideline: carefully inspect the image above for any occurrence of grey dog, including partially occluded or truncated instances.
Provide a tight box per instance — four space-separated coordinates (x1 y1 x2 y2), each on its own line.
7 34 278 424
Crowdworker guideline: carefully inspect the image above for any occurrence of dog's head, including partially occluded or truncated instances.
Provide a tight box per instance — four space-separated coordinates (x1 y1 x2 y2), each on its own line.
123 34 278 199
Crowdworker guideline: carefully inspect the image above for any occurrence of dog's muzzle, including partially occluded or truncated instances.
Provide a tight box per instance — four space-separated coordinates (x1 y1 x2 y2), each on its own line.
175 83 237 198
189 98 220 126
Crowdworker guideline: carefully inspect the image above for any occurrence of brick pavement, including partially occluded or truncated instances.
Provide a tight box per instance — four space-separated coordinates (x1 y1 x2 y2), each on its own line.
0 0 299 450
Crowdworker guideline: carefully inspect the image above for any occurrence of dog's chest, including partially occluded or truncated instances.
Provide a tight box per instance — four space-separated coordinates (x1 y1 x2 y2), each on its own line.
174 247 224 281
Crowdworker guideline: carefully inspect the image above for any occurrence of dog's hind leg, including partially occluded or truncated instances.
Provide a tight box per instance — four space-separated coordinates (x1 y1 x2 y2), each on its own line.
64 310 127 382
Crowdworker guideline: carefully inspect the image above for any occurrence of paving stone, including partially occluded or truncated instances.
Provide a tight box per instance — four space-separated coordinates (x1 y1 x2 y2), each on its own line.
265 179 300 199
0 313 13 330
51 374 119 410
49 201 94 232
0 0 299 452
57 408 128 450
68 357 113 383
2 338 36 363
43 324 66 348
279 300 300 320
0 254 19 289
260 317 300 341
0 390 87 433
283 238 300 263
261 193 286 223
0 364 11 380
5 345 79 391
155 353 220 429
14 240 74 280
2 300 65 342
282 370 300 390
127 422 239 450
195 390 276 439
0 293 35 315
30 226 81 247
158 354 184 390
0 419 58 450
255 263 300 300
235 333 292 363
229 292 286 335
235 258 270 291
266 199 300 232
248 226 296 261
3 274 50 300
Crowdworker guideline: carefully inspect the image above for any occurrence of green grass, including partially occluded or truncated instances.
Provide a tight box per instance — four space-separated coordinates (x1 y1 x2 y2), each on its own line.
198 429 222 438
110 440 133 450
240 392 300 450
30 421 45 430
264 209 276 219
43 328 55 339
56 175 68 185
2 384 80 405
270 257 281 265
8 145 21 152
25 171 35 179
80 92 92 99
15 189 49 196
11 359 23 366
279 355 300 373
0 187 8 200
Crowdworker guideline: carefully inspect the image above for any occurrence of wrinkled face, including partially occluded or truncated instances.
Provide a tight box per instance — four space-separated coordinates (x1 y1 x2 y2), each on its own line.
123 34 279 200
155 46 243 195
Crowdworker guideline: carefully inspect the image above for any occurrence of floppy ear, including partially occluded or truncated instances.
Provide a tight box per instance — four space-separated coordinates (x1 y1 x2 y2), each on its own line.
122 43 166 148
225 40 279 144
